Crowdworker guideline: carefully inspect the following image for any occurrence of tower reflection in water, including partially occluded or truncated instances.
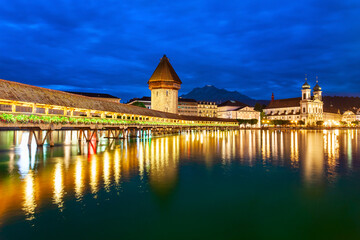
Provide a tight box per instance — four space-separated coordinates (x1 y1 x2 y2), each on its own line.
0 129 358 225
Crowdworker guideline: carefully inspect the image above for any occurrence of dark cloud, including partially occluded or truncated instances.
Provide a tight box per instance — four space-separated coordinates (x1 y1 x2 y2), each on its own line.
0 0 359 102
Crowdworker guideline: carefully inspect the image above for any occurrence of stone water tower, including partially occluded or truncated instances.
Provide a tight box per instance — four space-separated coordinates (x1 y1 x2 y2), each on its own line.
148 55 182 114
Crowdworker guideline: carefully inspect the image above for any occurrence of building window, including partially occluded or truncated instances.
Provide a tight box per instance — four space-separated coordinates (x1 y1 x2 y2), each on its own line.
303 107 306 113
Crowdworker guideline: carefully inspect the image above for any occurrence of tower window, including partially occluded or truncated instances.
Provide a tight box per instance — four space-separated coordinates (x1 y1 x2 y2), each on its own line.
303 93 306 99
303 107 306 113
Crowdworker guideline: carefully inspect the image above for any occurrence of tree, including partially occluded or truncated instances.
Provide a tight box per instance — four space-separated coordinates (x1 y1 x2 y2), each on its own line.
254 103 263 112
352 121 359 126
316 121 324 126
297 120 305 126
340 121 347 126
131 102 146 108
250 119 258 125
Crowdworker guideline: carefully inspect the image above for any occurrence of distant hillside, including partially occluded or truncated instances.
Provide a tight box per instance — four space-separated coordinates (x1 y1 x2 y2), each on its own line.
323 96 360 113
181 85 269 106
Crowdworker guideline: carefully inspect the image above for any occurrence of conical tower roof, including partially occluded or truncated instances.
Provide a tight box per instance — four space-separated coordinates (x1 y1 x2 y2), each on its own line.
148 55 182 85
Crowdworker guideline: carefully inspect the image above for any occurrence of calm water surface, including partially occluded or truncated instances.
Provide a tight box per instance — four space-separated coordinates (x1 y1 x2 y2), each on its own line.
0 129 360 239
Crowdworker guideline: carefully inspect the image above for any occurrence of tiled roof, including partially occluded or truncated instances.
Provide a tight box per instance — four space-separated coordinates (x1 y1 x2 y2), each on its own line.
67 91 119 99
265 98 301 109
0 79 235 122
128 96 151 103
218 100 247 108
148 55 182 85
178 98 197 103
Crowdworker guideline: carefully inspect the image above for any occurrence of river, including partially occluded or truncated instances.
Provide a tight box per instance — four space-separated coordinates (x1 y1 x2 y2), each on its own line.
0 129 360 239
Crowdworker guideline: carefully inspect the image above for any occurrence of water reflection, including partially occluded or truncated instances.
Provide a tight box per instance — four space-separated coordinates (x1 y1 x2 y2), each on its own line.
74 157 83 201
23 171 36 220
53 161 64 210
0 129 360 225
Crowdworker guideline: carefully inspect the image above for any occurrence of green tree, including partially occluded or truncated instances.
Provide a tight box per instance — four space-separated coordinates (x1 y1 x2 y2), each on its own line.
250 119 258 125
131 102 146 108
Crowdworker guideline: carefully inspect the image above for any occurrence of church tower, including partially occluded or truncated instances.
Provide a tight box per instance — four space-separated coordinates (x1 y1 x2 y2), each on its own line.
148 55 182 114
300 75 311 124
313 76 322 101
301 74 311 101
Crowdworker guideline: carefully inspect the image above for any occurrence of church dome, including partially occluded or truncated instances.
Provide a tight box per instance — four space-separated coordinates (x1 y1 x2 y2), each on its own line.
313 83 321 91
302 81 310 89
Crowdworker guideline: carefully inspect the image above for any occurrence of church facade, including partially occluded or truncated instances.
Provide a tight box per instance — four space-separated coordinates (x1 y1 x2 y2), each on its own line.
264 77 324 125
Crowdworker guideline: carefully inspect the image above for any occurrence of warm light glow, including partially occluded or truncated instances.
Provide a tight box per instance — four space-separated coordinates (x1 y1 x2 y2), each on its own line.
23 171 36 220
90 156 98 194
103 152 111 191
74 157 83 201
53 161 64 210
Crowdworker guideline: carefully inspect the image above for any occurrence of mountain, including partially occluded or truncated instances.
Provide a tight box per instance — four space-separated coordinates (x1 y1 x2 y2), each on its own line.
181 85 269 106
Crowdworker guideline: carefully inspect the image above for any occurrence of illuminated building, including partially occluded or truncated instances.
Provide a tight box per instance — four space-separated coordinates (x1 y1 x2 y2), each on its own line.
217 100 261 126
264 76 327 125
197 101 218 117
148 55 181 114
127 96 199 116
342 110 356 124
178 98 198 116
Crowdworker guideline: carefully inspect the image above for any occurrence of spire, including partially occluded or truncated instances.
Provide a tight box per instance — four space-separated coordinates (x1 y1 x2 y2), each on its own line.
313 76 321 91
271 92 274 101
302 74 310 89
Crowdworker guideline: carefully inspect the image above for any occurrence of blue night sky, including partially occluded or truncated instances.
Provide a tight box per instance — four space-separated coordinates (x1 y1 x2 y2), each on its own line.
0 0 359 102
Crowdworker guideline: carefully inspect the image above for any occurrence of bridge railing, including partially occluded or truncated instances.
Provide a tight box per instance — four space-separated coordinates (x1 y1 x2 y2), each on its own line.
0 112 238 128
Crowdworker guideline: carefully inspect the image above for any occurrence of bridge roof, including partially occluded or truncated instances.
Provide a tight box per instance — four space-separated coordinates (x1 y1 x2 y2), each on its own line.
0 79 235 122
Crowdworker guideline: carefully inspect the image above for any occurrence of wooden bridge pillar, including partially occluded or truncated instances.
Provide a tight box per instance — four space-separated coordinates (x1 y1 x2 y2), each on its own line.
27 130 53 147
28 131 33 145
49 130 54 147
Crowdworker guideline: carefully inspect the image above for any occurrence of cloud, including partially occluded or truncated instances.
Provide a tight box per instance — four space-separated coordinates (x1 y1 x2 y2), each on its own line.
0 0 359 102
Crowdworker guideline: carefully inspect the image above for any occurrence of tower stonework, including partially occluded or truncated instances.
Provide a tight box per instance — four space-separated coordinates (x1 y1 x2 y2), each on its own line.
148 55 182 114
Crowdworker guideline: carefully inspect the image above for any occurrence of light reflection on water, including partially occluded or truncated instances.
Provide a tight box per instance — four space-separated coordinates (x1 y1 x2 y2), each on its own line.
0 129 359 237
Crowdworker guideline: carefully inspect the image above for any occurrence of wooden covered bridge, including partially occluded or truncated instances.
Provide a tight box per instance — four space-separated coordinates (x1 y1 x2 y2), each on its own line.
0 79 238 146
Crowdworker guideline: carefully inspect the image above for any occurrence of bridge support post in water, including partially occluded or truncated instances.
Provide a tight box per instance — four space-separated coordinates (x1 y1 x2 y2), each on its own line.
95 130 99 142
78 129 83 142
49 130 54 147
27 130 52 147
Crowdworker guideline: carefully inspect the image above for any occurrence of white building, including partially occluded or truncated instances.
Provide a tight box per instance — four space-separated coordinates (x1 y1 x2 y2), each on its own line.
264 77 324 125
357 109 360 121
198 101 217 118
217 100 261 127
342 110 356 124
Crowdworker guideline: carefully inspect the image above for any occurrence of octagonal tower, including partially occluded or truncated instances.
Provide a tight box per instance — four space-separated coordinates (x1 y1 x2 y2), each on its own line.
148 55 182 114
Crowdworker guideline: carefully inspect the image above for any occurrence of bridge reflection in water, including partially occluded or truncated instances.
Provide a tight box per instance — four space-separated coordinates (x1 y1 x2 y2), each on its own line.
0 129 359 226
